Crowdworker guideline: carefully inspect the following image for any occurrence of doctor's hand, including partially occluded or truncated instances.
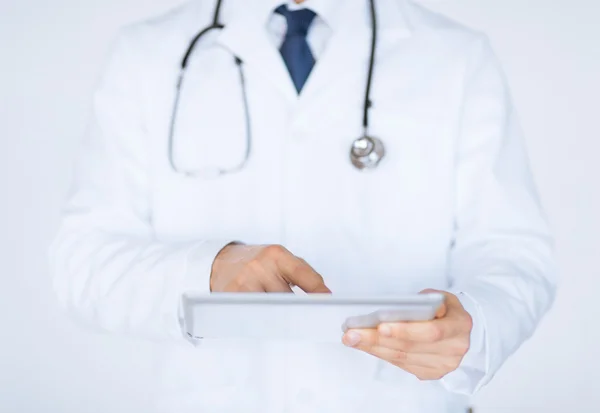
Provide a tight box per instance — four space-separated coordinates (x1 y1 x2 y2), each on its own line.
210 244 331 294
342 290 472 381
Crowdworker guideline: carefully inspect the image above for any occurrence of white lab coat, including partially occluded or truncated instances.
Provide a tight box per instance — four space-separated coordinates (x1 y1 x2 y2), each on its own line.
49 0 557 411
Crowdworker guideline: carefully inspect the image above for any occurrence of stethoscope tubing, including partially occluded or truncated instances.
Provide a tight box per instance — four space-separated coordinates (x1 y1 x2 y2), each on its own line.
169 0 379 177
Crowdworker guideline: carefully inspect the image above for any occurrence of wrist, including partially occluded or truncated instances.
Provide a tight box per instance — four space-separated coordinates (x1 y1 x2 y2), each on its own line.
210 241 243 291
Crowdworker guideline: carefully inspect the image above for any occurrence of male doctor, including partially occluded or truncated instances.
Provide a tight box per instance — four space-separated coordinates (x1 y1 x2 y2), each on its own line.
49 0 557 412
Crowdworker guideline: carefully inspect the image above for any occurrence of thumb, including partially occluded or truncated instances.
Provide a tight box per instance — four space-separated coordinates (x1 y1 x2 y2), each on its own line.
419 288 448 318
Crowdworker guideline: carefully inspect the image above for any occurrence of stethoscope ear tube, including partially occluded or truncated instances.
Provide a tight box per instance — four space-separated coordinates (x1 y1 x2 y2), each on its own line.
181 0 225 69
181 23 224 70
168 0 249 178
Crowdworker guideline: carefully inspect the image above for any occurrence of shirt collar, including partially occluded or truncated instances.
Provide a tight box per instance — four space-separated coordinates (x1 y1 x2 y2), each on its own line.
282 0 337 28
222 0 412 34
246 0 339 29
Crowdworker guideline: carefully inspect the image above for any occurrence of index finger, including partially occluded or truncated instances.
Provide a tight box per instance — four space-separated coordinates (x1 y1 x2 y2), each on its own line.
276 253 331 294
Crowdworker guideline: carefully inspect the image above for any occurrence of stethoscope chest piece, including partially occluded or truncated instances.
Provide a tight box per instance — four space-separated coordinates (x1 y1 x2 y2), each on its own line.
350 136 385 170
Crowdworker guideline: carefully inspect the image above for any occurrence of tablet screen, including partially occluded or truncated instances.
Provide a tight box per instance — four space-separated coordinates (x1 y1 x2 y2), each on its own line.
182 293 444 342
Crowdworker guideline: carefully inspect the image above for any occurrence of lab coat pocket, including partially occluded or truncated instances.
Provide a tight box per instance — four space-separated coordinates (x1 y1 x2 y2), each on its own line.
158 340 259 412
161 339 251 393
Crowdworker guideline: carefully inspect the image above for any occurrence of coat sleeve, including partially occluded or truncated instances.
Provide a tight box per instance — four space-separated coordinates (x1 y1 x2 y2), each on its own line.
440 35 557 394
48 28 230 343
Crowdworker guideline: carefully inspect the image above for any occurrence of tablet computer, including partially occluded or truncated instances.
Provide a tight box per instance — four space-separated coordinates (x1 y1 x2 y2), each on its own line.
181 292 445 342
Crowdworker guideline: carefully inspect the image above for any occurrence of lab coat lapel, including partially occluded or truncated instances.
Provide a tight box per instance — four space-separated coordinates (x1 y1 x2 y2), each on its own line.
215 8 298 103
298 0 413 106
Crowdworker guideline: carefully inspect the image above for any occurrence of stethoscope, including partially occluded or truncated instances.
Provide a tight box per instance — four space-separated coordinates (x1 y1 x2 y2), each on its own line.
169 0 384 177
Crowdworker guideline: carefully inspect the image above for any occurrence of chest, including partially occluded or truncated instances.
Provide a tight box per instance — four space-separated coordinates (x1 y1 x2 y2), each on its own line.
139 38 466 286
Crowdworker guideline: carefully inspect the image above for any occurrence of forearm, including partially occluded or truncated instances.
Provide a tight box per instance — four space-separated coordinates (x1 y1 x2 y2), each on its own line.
442 235 557 394
49 217 228 342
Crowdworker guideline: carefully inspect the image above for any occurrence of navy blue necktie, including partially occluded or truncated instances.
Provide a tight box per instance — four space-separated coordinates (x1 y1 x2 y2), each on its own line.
275 5 317 93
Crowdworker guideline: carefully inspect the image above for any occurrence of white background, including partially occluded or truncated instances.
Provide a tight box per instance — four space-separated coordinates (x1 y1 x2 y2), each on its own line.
1 0 599 411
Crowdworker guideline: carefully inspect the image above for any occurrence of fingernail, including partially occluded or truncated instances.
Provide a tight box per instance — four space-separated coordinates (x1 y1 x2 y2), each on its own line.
379 324 392 337
344 331 361 347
